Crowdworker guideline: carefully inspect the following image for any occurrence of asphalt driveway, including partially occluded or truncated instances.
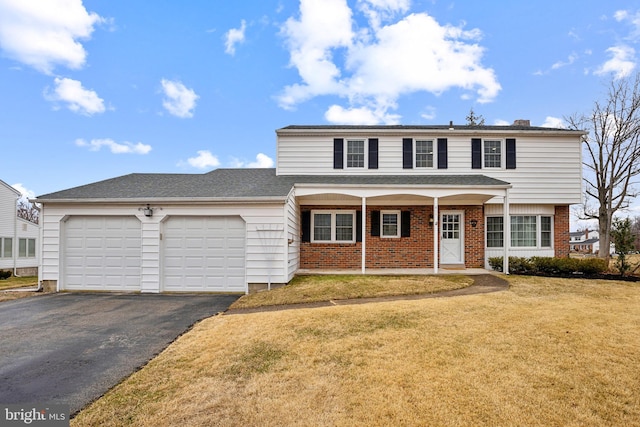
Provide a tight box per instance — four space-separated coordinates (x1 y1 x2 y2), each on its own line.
0 292 239 415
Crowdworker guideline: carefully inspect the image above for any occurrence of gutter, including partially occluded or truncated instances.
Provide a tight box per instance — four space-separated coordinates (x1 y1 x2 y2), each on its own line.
33 196 289 204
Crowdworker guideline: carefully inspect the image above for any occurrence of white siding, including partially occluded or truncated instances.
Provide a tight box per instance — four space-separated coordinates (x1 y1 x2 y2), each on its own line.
0 180 39 272
276 131 582 205
40 202 288 292
285 188 299 281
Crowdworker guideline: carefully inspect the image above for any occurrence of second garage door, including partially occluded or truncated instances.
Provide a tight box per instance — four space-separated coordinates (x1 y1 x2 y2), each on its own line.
162 216 246 292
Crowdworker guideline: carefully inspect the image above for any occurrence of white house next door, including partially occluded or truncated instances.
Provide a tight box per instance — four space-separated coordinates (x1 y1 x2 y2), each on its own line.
440 211 464 265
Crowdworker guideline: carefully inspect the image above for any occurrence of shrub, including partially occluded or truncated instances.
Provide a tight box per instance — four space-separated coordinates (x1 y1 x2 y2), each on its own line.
508 257 533 275
0 270 12 280
488 257 503 272
487 256 608 277
578 258 608 275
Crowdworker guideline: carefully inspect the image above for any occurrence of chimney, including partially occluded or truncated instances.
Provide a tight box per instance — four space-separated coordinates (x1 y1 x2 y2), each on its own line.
585 228 589 239
512 119 530 127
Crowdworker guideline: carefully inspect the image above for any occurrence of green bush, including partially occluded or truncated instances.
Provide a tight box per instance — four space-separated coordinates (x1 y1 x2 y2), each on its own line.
487 256 607 277
0 270 12 280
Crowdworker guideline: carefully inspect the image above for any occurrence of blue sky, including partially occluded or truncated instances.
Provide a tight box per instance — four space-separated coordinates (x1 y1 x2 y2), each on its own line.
1 0 639 225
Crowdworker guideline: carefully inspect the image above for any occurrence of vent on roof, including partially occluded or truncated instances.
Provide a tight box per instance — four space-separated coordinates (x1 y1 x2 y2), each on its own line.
512 119 530 127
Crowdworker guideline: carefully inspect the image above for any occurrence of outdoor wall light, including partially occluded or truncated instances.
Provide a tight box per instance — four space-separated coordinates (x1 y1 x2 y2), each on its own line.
139 204 158 217
470 219 478 228
429 214 434 226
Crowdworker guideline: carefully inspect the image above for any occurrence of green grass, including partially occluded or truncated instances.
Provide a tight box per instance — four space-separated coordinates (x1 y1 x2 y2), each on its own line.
0 275 38 290
230 274 473 309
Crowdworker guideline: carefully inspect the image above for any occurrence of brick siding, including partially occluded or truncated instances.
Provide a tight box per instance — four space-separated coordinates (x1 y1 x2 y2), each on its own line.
300 205 485 269
554 205 570 257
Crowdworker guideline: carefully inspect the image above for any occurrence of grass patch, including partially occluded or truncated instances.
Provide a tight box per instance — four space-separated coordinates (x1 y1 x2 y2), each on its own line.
0 276 40 302
73 275 640 426
0 275 38 291
231 274 473 309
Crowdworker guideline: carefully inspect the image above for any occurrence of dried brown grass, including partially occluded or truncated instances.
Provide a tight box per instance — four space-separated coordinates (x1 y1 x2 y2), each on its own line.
73 276 640 426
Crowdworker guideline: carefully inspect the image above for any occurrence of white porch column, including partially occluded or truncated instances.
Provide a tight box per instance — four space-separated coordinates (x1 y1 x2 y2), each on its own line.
361 197 366 275
503 190 510 274
433 197 439 274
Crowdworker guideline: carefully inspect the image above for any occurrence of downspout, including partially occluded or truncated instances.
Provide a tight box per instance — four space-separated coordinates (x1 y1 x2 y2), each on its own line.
12 194 18 277
35 203 43 292
503 190 510 274
433 197 439 274
361 197 366 275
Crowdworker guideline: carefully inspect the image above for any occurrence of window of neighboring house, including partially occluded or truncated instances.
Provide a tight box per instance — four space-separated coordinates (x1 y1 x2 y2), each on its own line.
346 140 365 168
311 211 355 243
1 238 12 258
18 238 35 258
415 140 434 168
486 216 553 248
381 211 400 238
484 140 502 168
486 217 504 248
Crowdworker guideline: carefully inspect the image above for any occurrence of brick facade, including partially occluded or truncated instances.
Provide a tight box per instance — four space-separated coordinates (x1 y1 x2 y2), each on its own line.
554 205 570 257
300 205 486 269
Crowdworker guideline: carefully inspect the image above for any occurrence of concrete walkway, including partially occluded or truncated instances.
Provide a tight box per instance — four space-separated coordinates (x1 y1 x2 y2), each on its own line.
227 274 509 315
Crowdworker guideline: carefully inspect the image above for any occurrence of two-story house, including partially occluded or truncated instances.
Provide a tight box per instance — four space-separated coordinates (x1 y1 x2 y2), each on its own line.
35 122 584 293
0 179 39 276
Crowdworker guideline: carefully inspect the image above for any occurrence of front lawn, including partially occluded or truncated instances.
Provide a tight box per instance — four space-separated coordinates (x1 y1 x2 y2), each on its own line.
0 276 40 302
231 274 473 309
73 275 640 426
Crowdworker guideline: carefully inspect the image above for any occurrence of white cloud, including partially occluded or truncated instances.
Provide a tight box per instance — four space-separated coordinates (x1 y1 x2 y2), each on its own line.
325 104 400 124
277 0 500 124
551 52 578 70
230 153 275 168
0 0 103 74
184 150 220 169
224 20 247 55
540 116 566 128
11 183 35 200
160 79 199 118
595 45 636 79
493 119 510 126
45 77 105 115
75 138 152 154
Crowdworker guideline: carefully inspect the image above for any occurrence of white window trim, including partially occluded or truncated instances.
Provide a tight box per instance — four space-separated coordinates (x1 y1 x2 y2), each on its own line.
345 139 367 169
311 210 356 243
483 139 504 169
381 210 401 238
485 215 554 249
414 139 435 169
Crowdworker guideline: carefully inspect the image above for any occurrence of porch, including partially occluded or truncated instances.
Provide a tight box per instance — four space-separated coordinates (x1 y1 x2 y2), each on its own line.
296 268 496 276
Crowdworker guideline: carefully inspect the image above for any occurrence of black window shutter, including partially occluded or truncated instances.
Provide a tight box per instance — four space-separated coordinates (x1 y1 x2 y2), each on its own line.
401 211 411 237
356 210 362 242
506 138 516 169
301 211 311 242
368 138 378 169
371 210 380 236
471 138 482 169
333 138 344 169
402 138 413 169
437 138 448 169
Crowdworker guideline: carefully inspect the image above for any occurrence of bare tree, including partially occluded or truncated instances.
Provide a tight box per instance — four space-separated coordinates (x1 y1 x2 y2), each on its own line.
465 108 485 126
567 73 640 262
17 199 39 224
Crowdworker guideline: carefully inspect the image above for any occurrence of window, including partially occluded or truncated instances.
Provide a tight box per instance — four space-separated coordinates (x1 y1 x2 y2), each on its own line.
18 238 36 258
381 211 400 238
486 216 553 248
484 140 502 168
415 140 434 168
486 217 504 248
346 140 365 168
1 238 12 258
541 216 552 247
311 211 355 243
511 216 537 247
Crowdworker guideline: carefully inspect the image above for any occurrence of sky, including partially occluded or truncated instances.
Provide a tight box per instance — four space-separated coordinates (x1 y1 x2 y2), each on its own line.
1 0 640 229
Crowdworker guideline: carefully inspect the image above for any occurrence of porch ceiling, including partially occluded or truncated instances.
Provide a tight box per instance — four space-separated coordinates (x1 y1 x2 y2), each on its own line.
297 192 497 206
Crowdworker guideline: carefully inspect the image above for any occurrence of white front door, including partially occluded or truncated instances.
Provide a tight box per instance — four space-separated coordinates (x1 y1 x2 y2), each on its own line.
440 211 464 265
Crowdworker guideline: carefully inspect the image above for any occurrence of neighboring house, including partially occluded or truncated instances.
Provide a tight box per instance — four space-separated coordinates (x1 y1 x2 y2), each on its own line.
0 179 39 276
35 121 584 293
570 229 600 254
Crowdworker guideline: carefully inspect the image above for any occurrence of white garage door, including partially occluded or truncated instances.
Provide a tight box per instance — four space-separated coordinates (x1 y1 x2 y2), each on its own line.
163 216 246 292
63 216 142 291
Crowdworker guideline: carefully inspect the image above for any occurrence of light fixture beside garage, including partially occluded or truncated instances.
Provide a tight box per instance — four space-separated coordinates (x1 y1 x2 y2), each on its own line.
139 204 160 217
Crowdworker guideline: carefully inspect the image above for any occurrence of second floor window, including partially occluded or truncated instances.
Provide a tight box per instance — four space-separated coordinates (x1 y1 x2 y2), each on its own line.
346 140 365 168
484 140 501 168
415 140 434 168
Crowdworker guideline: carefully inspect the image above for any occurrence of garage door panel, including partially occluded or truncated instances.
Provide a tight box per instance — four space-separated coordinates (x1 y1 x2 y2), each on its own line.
63 217 141 291
163 216 245 292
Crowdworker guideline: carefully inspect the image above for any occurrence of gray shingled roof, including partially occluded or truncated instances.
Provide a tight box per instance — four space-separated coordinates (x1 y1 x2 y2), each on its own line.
278 124 581 133
36 168 510 201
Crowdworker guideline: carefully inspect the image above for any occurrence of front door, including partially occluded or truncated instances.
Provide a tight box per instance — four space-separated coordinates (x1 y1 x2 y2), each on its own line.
440 211 464 265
